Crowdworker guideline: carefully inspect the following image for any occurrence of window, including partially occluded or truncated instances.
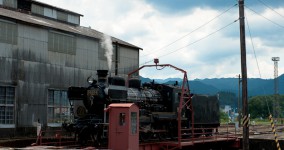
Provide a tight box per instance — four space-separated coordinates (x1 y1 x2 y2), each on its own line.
48 31 76 55
31 4 44 15
119 113 126 126
3 0 17 8
131 112 137 134
48 90 70 124
0 20 17 45
68 14 79 25
57 11 68 22
17 0 32 12
0 86 15 125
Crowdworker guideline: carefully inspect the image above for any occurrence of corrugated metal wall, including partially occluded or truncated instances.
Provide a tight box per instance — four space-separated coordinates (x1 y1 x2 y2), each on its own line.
0 21 139 127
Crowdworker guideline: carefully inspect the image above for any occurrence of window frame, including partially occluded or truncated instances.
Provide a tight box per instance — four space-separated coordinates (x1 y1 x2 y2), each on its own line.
48 31 76 55
31 4 44 15
47 89 70 127
0 19 17 45
57 11 68 22
0 86 16 128
3 0 17 8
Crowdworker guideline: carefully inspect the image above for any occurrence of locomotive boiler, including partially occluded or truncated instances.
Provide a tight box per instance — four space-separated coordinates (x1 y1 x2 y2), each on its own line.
64 69 220 146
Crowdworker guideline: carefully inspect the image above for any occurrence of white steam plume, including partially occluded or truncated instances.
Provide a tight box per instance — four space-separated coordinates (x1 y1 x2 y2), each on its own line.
101 34 113 71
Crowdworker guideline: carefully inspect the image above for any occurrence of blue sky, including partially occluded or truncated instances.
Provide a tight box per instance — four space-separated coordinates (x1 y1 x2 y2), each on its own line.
38 0 284 80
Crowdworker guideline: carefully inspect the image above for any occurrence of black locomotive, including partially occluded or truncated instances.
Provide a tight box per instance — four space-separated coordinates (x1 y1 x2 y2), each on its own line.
64 70 220 146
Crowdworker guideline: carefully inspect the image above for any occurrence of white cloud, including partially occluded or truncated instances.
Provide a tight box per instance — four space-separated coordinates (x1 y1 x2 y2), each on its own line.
37 0 284 79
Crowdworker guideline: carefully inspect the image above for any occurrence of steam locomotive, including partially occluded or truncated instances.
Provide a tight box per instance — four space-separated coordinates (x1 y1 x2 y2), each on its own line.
64 70 220 146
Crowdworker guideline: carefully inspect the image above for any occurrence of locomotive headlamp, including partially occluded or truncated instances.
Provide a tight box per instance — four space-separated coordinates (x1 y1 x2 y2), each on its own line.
87 76 96 85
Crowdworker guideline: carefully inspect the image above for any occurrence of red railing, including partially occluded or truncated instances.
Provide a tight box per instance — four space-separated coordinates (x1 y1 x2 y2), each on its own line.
34 129 76 147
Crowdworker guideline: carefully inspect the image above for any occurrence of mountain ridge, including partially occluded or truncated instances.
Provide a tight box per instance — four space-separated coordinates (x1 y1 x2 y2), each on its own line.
140 74 284 96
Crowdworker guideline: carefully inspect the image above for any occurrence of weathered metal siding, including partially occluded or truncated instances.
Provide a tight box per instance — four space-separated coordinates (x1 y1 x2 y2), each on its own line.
16 24 49 126
97 46 139 77
15 24 101 126
119 46 139 76
0 19 139 128
0 43 18 83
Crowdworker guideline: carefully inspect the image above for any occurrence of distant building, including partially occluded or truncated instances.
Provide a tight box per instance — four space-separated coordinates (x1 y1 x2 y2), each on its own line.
0 0 142 137
222 105 232 114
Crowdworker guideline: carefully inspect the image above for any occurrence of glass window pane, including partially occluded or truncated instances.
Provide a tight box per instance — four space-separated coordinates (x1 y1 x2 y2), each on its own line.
0 22 3 41
54 91 60 106
0 87 5 104
0 87 15 124
0 21 17 44
131 112 137 134
5 106 14 124
6 87 15 105
54 107 61 122
48 90 54 105
48 31 75 55
48 89 70 123
61 91 68 106
0 106 5 124
48 107 54 122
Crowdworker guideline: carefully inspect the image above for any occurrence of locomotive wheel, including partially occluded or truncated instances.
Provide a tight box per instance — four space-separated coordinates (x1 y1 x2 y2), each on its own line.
78 126 101 146
140 131 152 142
158 132 168 141
78 126 91 146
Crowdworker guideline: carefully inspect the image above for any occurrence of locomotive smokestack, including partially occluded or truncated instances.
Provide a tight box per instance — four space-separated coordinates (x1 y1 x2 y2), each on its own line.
97 70 108 83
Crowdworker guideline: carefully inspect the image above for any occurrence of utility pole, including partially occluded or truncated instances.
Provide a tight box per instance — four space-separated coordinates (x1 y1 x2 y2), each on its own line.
238 74 241 128
272 57 280 118
238 0 249 150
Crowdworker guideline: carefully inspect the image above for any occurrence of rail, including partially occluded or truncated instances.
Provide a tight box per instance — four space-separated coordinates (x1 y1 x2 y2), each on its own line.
158 125 240 150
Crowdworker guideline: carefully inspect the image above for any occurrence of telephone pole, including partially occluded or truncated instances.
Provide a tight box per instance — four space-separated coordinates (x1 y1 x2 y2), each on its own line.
238 0 249 150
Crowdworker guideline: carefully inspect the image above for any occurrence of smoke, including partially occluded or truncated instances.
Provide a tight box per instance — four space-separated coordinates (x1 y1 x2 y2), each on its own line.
101 34 113 71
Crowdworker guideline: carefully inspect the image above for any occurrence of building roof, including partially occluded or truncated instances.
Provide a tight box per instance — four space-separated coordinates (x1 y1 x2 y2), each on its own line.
108 103 136 108
0 7 142 50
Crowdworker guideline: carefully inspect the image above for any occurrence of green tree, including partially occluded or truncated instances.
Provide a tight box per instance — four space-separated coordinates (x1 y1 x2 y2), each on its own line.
220 111 229 123
218 91 238 108
248 95 284 119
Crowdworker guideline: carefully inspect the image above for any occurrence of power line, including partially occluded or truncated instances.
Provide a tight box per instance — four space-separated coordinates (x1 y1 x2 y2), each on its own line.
140 3 238 58
245 6 284 29
246 16 271 115
257 0 284 19
140 19 239 66
245 17 261 79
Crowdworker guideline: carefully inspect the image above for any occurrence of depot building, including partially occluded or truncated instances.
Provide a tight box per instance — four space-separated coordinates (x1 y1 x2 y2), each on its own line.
0 0 141 137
